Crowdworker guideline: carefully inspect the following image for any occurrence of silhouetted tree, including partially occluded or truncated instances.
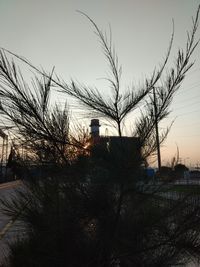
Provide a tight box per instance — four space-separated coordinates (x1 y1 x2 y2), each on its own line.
0 6 200 267
174 163 189 179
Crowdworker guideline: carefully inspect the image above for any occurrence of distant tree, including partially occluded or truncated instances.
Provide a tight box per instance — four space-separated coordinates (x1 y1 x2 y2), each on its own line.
174 163 189 179
174 164 189 172
0 5 200 267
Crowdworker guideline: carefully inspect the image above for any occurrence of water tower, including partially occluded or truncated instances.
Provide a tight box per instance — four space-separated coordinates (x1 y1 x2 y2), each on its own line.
90 119 100 138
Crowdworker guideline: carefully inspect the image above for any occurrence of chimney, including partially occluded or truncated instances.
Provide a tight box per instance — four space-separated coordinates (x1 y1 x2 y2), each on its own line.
90 119 100 138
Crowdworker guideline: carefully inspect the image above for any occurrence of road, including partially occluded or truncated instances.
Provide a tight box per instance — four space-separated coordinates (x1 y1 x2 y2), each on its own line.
0 180 23 266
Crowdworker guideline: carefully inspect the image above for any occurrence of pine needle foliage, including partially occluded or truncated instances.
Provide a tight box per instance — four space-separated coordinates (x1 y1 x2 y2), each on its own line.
0 5 200 267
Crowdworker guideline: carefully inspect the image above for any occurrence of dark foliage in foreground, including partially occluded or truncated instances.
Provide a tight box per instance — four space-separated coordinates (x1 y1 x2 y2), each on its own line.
1 152 200 267
0 6 200 267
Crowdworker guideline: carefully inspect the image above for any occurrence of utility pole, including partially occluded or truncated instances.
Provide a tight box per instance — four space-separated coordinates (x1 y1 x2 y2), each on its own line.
153 87 161 172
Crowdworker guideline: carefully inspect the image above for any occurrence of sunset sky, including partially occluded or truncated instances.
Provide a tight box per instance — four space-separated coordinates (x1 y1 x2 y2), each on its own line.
0 0 199 167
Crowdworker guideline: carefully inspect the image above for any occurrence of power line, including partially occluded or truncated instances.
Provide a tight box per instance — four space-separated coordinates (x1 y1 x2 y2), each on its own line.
174 94 200 104
170 108 200 117
187 67 200 76
171 134 200 138
173 100 200 111
175 83 200 96
174 121 200 128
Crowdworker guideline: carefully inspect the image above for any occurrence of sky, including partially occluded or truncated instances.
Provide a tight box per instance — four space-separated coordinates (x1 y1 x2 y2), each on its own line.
0 0 199 167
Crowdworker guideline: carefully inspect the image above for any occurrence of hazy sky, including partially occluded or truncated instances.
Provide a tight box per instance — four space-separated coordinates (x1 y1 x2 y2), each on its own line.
0 0 199 166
